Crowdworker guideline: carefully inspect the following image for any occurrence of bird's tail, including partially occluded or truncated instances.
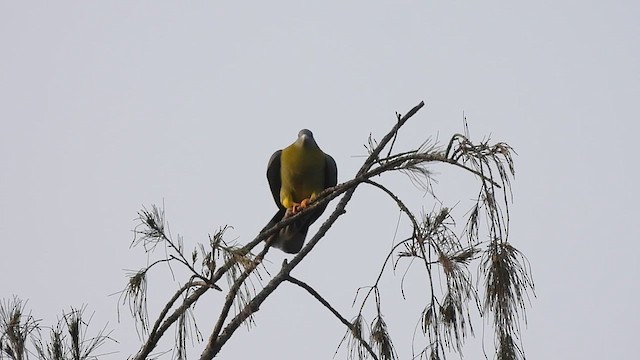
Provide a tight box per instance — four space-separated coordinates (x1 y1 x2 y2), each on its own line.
264 203 328 254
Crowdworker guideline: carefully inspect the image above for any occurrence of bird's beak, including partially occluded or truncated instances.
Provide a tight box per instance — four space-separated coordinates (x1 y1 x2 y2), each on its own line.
298 133 315 147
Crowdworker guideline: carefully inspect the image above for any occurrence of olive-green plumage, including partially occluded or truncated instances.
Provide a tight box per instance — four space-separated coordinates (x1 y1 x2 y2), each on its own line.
266 129 337 253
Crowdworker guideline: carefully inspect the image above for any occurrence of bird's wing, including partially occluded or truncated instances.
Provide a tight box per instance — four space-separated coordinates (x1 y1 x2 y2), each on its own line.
266 150 284 210
324 153 338 188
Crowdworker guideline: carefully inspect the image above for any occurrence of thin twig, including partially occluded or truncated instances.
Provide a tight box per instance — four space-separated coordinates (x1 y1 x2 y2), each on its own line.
206 243 273 346
286 276 379 360
358 102 425 177
134 284 208 360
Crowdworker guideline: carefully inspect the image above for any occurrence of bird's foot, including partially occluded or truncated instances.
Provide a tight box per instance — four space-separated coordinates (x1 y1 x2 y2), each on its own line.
287 203 302 215
289 196 315 215
300 198 311 209
299 194 319 209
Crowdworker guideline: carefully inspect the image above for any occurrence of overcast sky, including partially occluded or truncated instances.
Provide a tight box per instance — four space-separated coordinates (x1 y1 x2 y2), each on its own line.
1 2 638 359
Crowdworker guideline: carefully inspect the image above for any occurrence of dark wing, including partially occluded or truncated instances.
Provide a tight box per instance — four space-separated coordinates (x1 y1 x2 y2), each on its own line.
266 150 284 210
324 153 338 189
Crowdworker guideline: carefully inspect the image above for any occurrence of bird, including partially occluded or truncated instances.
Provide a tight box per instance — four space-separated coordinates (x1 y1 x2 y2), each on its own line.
265 129 338 253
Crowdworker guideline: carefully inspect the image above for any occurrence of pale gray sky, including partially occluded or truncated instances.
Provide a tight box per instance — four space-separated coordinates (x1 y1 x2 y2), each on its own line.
1 2 638 359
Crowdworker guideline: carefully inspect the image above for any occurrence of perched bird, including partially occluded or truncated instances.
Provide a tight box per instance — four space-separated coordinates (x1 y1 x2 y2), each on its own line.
265 129 338 253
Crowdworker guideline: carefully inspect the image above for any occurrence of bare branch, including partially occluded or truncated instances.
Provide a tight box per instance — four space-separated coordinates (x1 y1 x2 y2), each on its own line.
133 285 209 360
286 276 379 360
206 244 272 348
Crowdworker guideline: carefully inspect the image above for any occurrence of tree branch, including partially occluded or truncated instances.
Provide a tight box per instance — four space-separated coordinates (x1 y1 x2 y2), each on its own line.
133 284 209 360
206 243 273 347
358 101 425 176
285 275 379 360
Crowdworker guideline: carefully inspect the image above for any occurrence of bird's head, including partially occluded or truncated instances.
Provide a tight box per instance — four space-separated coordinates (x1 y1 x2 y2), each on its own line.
296 129 318 148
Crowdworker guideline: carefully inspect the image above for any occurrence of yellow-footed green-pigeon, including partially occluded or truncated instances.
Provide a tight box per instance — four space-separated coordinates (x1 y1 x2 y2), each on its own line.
266 129 337 253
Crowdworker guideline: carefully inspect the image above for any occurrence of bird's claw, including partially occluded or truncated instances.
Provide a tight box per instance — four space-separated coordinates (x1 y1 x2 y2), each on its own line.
289 197 314 215
300 198 311 209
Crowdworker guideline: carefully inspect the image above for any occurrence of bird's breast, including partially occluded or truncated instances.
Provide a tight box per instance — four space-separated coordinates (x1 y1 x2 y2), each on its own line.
280 145 326 204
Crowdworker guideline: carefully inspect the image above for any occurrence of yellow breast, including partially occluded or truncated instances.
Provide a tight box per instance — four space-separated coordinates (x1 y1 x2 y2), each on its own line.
280 143 326 209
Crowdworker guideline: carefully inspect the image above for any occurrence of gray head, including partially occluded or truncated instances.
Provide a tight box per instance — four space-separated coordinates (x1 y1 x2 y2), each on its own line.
297 129 317 147
298 129 313 138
